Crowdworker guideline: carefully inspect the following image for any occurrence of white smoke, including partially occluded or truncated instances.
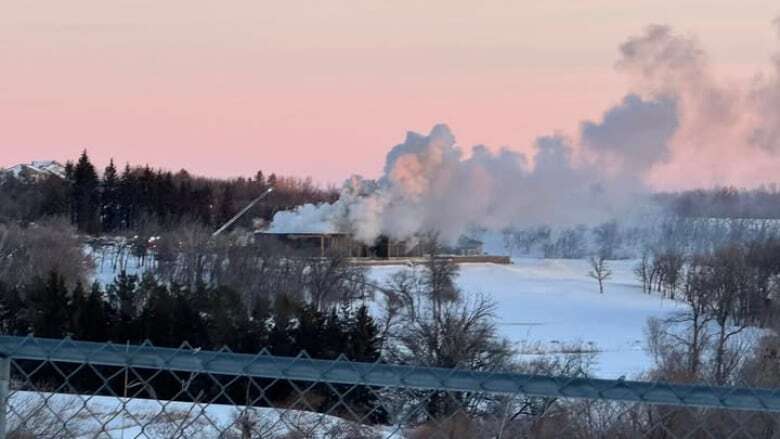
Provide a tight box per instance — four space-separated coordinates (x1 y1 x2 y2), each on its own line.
269 113 670 243
618 23 780 188
269 19 780 243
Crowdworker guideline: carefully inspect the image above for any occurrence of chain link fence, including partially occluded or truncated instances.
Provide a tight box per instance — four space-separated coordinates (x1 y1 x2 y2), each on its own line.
1 336 780 438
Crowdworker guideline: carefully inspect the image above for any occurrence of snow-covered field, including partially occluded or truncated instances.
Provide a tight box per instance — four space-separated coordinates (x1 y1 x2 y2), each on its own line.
369 258 686 379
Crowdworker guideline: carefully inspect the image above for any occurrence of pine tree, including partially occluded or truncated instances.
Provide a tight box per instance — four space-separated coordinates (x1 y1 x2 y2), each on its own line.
292 305 327 358
216 184 236 228
139 166 156 220
175 177 194 221
171 290 209 348
205 285 249 350
69 281 88 336
139 282 178 347
245 296 271 353
39 175 70 218
157 172 176 225
0 283 26 335
28 272 70 338
118 164 135 229
347 305 381 362
101 159 120 232
322 307 347 358
107 270 139 341
344 304 385 421
268 296 296 357
254 170 266 189
193 185 213 226
74 283 110 341
69 150 101 234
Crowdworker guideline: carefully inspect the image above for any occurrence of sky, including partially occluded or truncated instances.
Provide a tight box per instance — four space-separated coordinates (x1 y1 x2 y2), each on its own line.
1 1 778 186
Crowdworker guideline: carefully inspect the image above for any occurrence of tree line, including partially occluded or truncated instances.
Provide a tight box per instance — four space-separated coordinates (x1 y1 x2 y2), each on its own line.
0 150 338 234
659 185 780 219
623 237 780 438
635 238 780 329
0 269 385 420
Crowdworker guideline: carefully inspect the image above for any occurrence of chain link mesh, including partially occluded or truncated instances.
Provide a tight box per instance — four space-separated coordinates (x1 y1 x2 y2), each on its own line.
2 336 780 438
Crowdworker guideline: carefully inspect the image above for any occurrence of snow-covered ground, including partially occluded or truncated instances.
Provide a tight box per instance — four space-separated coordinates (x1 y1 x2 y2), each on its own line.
88 243 156 286
369 258 686 379
9 391 394 438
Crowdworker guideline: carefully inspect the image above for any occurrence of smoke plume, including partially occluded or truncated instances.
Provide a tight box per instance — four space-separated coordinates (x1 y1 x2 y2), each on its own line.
618 23 780 188
270 19 780 243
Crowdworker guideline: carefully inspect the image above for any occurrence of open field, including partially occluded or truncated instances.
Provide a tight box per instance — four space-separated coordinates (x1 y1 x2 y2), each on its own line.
370 258 687 379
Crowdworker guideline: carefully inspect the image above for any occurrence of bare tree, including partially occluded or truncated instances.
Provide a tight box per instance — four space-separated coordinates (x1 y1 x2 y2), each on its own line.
380 256 513 420
305 254 370 311
652 248 686 299
587 254 612 294
489 352 595 439
0 218 92 290
705 245 752 384
633 249 654 294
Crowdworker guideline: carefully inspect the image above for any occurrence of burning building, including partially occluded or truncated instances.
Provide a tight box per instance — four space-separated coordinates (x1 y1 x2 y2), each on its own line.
252 231 506 263
253 232 426 258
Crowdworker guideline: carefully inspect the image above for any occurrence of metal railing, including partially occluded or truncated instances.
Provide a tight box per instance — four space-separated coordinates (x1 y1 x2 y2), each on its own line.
1 336 779 438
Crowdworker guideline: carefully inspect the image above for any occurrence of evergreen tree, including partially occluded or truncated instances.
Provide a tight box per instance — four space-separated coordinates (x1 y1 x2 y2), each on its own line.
69 281 88 336
157 172 176 225
216 184 236 228
205 285 250 350
245 296 272 352
69 150 101 234
175 177 194 221
254 170 266 189
28 272 70 338
268 298 296 357
38 175 70 218
138 166 156 220
118 163 136 230
101 159 120 232
170 289 209 348
0 283 27 335
139 282 178 347
322 307 347 358
107 271 140 341
346 305 381 362
292 305 327 358
75 283 110 341
193 185 213 226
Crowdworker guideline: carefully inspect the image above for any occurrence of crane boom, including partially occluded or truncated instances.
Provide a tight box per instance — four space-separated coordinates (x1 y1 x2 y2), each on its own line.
212 188 273 237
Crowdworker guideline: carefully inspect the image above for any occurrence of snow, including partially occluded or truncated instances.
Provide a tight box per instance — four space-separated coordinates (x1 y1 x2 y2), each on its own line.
9 391 395 438
1 160 66 179
87 242 156 287
368 257 687 379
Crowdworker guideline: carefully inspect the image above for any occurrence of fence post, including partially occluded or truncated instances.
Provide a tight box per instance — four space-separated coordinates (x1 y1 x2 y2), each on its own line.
0 354 8 439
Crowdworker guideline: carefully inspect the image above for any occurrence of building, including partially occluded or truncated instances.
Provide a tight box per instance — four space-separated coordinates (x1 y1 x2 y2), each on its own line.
254 232 364 258
253 231 484 259
253 231 428 258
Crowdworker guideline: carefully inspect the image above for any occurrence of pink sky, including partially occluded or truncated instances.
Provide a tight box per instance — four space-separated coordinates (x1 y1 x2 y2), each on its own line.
1 1 777 185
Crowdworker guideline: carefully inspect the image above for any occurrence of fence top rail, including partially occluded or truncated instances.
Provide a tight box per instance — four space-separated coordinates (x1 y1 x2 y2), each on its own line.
1 335 779 413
